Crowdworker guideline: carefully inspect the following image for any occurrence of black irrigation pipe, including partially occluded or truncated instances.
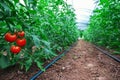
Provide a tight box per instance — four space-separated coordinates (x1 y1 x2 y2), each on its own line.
30 43 76 80
94 45 120 63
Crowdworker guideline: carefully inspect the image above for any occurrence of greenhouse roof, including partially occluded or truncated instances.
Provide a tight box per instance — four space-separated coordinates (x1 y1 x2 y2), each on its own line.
66 0 97 30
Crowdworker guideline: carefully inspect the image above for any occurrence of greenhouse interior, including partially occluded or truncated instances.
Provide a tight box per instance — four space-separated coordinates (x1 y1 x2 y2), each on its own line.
0 0 120 80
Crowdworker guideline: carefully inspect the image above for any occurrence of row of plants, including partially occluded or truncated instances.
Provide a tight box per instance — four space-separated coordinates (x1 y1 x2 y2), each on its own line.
83 0 120 54
0 0 79 71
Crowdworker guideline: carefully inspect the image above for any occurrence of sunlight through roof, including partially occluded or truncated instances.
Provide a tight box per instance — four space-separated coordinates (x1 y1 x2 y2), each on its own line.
65 0 96 29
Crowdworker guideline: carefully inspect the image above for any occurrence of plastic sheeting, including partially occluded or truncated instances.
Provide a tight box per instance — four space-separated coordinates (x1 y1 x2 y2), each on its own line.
66 0 97 30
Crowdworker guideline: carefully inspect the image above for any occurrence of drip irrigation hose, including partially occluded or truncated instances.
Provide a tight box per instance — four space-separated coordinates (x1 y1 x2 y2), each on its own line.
30 43 76 80
94 45 120 63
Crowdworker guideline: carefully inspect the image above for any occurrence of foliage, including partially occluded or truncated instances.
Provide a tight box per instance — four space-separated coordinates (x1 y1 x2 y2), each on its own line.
78 29 84 38
0 0 79 70
83 0 120 53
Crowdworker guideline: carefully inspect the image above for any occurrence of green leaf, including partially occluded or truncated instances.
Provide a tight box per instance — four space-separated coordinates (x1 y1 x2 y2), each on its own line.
25 58 32 71
14 0 19 4
36 60 45 71
0 55 10 69
15 24 22 30
113 51 120 55
24 0 29 7
0 21 6 27
0 2 10 11
41 40 50 48
19 0 26 6
32 35 40 48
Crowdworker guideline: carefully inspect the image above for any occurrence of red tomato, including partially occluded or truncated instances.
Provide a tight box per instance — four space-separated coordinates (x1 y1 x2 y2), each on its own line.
10 45 21 54
18 31 25 37
16 38 26 47
4 32 17 42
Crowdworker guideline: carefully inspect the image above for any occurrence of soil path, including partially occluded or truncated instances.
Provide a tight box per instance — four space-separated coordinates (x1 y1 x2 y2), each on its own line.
0 40 120 80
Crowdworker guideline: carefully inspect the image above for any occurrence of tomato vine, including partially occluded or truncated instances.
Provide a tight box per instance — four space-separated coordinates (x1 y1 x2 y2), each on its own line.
83 0 120 54
0 0 79 71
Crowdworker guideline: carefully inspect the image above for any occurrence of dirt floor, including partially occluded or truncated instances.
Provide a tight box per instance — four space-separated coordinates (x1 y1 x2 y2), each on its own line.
0 40 120 80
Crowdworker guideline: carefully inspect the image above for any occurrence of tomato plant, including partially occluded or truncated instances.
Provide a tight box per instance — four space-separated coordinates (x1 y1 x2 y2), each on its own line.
0 0 79 71
83 0 120 53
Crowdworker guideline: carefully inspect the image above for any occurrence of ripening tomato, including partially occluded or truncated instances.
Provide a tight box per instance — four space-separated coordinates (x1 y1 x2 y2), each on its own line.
18 31 25 37
4 32 17 42
16 38 26 47
10 45 21 54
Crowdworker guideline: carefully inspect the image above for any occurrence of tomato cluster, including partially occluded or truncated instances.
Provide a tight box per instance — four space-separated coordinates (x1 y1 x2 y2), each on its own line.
4 31 26 54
